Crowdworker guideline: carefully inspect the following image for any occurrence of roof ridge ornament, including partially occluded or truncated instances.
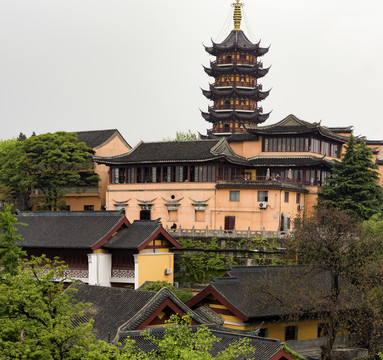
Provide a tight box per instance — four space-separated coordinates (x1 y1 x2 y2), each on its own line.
232 0 244 31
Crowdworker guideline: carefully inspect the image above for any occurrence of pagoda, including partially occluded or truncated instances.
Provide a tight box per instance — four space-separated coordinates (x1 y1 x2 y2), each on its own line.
202 0 270 134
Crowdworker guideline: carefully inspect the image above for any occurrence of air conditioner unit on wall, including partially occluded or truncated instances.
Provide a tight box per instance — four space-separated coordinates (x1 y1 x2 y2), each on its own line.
259 202 267 209
298 204 304 211
165 268 173 275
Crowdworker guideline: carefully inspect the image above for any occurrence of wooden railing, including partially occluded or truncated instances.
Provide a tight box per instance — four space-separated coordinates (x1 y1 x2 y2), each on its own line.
165 225 288 239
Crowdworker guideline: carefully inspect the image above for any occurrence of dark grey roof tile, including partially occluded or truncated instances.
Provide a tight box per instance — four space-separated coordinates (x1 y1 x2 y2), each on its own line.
15 211 127 249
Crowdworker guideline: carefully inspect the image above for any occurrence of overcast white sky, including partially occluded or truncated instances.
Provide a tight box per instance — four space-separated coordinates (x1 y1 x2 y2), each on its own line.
1 0 382 145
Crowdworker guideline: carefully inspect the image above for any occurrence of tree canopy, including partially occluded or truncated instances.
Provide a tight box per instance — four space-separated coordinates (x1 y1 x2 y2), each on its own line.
319 135 383 219
285 206 383 358
139 281 193 303
0 132 99 210
0 206 257 359
162 130 200 142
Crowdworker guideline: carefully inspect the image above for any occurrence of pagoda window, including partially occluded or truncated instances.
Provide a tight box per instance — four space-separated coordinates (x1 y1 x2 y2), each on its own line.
282 138 286 152
277 138 282 152
312 138 320 153
331 144 339 158
126 168 135 183
226 55 232 63
118 168 126 183
224 100 230 109
264 138 269 152
225 77 230 82
286 138 291 151
190 166 195 182
321 142 330 156
240 77 245 82
112 168 119 184
224 124 230 132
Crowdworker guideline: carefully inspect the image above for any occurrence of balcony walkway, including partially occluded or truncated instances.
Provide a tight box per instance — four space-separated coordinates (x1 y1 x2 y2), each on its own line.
165 226 288 239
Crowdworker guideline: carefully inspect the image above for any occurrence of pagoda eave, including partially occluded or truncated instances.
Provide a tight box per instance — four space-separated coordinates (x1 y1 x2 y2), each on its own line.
202 86 270 101
203 109 269 123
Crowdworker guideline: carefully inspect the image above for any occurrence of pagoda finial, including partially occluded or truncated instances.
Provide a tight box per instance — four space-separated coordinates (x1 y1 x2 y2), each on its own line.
232 0 243 31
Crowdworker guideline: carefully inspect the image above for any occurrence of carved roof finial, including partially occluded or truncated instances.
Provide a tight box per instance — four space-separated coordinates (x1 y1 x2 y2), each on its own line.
232 0 244 31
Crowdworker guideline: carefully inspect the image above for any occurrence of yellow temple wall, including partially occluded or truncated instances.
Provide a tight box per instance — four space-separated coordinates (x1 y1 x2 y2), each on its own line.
206 302 319 341
63 194 101 211
136 252 174 288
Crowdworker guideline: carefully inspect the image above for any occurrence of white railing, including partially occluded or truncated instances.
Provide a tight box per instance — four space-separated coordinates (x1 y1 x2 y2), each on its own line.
165 226 288 239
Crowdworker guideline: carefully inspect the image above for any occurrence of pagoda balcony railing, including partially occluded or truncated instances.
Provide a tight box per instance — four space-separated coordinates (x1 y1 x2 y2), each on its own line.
166 225 288 239
215 105 255 111
214 60 262 67
214 81 256 88
216 176 320 186
210 105 261 113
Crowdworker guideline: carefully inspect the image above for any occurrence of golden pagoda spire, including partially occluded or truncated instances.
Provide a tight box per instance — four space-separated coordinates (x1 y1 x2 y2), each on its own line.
232 0 244 31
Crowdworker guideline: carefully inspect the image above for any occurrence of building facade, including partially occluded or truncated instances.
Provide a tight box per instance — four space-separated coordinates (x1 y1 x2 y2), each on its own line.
16 210 181 288
94 2 383 232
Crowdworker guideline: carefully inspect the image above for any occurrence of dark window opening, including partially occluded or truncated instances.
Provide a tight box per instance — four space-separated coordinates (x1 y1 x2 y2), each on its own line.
258 328 268 337
229 191 240 202
296 193 301 204
140 210 151 220
224 216 235 231
257 191 269 202
84 205 94 211
285 325 298 341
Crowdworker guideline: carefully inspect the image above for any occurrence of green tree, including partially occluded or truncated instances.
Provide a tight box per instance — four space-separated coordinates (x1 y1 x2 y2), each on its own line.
0 138 30 209
139 281 193 302
319 135 383 219
162 130 200 141
17 132 27 141
0 203 26 276
0 256 99 359
120 314 255 360
24 132 99 210
249 206 383 359
288 206 383 358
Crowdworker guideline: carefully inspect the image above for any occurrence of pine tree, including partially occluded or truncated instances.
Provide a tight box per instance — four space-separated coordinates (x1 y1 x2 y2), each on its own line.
319 134 383 219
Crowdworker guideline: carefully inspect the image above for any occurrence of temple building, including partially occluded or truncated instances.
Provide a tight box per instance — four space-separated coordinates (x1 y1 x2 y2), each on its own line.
202 0 270 134
94 1 383 233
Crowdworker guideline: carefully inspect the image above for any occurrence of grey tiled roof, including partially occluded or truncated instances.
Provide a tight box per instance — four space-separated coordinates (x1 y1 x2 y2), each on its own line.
73 285 207 342
73 284 156 341
94 139 249 166
249 155 333 167
118 325 284 360
118 287 207 333
188 265 350 321
246 114 349 142
15 211 127 249
103 220 180 250
76 129 127 148
216 180 309 192
205 30 269 57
